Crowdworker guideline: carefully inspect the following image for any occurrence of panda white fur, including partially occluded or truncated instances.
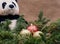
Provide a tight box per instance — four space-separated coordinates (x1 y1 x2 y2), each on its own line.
0 0 19 30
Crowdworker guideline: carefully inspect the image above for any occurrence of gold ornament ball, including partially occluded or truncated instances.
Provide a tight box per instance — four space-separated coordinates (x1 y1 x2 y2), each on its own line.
33 31 43 38
20 29 31 36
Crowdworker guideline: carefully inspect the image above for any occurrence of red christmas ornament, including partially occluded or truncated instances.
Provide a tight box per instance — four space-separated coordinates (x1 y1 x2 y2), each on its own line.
27 24 38 33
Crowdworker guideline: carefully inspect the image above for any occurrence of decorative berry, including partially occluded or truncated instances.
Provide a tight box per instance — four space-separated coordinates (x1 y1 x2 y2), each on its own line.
27 24 38 33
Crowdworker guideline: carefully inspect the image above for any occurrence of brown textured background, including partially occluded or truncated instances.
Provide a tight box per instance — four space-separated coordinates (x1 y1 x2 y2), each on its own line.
18 0 60 22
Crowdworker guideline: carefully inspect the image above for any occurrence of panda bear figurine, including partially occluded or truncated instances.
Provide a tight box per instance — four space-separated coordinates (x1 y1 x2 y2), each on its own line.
0 0 19 30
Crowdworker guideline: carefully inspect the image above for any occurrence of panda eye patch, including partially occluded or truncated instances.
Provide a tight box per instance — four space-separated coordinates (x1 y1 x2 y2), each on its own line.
2 2 7 9
12 2 16 6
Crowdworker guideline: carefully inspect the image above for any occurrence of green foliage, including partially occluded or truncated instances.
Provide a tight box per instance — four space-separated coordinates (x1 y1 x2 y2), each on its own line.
0 15 28 44
0 12 60 44
32 11 50 33
46 19 60 44
0 31 19 44
0 19 11 31
14 15 28 33
18 34 46 44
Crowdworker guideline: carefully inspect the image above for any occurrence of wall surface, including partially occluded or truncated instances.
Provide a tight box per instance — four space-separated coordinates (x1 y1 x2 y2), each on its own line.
18 0 60 22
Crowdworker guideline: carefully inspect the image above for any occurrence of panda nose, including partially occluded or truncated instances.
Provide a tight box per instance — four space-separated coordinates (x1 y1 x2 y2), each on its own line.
9 5 14 8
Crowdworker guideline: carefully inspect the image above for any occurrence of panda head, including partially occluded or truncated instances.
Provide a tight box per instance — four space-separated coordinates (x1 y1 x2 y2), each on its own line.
0 0 19 15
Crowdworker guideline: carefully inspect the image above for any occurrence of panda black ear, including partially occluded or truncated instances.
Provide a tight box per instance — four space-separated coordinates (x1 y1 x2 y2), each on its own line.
15 0 17 2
